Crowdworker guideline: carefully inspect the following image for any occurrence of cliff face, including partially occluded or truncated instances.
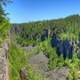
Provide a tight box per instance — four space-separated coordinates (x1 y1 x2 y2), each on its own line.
0 39 9 80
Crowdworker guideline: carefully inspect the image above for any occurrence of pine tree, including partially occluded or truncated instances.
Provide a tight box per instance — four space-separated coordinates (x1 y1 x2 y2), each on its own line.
0 0 11 43
0 4 5 22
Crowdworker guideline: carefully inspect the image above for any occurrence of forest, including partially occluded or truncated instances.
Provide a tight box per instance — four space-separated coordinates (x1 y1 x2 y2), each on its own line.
1 0 80 80
10 14 80 80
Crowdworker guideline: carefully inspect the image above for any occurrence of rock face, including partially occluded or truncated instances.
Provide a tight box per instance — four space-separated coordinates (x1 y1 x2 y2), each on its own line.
29 53 49 64
0 40 9 80
46 67 69 80
29 53 69 80
29 53 49 73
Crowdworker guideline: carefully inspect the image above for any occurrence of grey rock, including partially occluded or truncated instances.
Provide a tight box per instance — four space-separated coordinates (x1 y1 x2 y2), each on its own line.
0 40 9 80
29 53 69 80
29 53 49 73
29 53 49 64
46 67 69 80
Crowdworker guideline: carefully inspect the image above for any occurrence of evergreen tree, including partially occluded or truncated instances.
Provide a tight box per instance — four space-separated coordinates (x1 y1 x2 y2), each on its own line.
0 0 11 43
0 4 5 22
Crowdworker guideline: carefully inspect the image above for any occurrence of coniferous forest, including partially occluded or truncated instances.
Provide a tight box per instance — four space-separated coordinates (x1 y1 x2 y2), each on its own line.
1 0 80 80
10 15 80 80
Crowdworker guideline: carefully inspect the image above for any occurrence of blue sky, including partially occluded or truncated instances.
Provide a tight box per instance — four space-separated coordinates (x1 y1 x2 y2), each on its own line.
5 0 80 23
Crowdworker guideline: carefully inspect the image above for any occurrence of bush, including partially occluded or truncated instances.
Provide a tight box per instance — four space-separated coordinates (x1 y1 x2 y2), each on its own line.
8 43 28 80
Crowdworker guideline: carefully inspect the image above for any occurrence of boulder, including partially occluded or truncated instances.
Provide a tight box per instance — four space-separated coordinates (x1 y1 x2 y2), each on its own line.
29 53 49 73
46 66 69 80
29 53 69 80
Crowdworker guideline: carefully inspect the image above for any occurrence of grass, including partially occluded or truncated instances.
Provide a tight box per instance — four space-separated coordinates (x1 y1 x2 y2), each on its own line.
8 34 80 80
8 43 28 80
8 42 47 80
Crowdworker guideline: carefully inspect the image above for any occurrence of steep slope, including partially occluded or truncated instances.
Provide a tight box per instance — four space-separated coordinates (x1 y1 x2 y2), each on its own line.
0 39 9 80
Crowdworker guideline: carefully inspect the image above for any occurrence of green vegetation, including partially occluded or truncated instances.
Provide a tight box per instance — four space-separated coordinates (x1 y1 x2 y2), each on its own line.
12 15 80 46
0 1 11 44
8 42 48 80
0 14 79 80
1 0 80 80
8 43 28 80
38 39 80 79
0 19 10 44
10 15 80 80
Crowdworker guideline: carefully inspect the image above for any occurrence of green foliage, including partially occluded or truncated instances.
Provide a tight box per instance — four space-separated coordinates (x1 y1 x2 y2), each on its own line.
0 19 11 44
38 39 64 69
38 39 80 79
8 42 47 80
12 15 80 46
8 43 28 80
28 66 47 80
16 35 37 46
64 53 80 80
0 2 11 45
9 14 80 79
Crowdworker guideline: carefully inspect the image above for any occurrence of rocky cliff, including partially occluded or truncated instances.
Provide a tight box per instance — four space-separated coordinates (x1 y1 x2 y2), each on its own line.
0 39 9 80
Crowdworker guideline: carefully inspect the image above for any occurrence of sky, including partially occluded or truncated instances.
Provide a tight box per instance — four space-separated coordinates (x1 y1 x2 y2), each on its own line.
5 0 80 23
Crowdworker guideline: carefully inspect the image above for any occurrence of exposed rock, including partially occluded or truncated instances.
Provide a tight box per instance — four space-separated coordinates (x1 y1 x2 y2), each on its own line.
46 66 69 80
29 53 48 64
29 53 69 80
0 40 9 80
0 48 8 80
29 53 49 73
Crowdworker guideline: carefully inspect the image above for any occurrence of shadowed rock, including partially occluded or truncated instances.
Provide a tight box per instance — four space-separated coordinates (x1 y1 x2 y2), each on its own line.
20 67 28 80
